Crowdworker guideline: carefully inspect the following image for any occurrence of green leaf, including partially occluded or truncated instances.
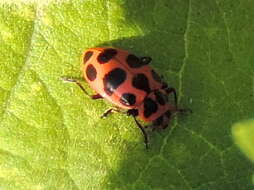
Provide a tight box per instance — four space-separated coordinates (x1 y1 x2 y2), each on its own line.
232 119 254 163
1 0 254 189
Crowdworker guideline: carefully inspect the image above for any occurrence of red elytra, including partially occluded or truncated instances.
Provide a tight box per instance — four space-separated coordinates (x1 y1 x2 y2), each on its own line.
63 47 187 148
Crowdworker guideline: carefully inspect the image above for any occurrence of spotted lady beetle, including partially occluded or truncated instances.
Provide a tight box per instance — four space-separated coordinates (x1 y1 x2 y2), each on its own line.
62 47 188 148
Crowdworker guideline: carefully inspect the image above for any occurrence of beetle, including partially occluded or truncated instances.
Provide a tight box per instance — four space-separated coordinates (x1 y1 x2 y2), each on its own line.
62 47 187 148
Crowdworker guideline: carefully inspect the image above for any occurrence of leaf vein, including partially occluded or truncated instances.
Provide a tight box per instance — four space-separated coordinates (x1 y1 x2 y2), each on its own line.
0 5 40 121
160 156 194 190
214 0 234 62
183 128 221 153
178 0 191 102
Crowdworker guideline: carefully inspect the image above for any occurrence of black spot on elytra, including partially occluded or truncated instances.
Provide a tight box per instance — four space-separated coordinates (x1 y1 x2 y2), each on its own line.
103 68 126 96
97 48 117 64
132 74 150 93
143 98 158 118
151 69 162 83
86 64 97 81
153 115 163 126
83 51 93 64
126 54 151 68
155 90 166 105
120 93 136 106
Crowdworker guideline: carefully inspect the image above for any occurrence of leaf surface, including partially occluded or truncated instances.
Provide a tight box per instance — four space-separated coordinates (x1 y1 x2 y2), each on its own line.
0 0 254 189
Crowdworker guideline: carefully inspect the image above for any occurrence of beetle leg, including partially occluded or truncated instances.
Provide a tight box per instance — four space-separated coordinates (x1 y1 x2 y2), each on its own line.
91 94 103 99
163 87 178 109
126 109 138 117
61 77 102 99
127 109 149 149
133 116 149 149
161 85 192 114
101 107 122 118
176 108 193 114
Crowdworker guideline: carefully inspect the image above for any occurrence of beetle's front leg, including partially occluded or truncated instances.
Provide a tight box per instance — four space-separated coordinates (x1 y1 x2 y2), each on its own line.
61 77 102 99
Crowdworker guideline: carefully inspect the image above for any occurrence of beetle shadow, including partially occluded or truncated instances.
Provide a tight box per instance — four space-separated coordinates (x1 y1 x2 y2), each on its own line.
93 0 192 189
